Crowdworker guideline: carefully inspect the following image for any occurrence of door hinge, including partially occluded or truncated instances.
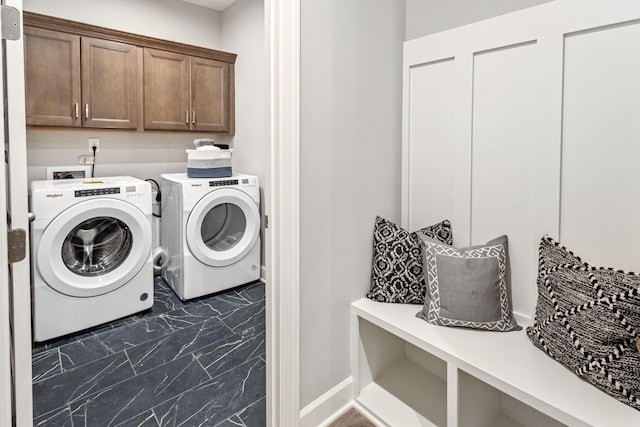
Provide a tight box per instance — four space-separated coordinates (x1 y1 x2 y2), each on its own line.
263 215 269 229
7 228 26 263
1 5 20 41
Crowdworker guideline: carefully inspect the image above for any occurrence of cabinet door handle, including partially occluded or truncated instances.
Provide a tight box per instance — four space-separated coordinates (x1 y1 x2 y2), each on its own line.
186 111 189 124
85 104 89 119
192 111 196 125
74 103 79 119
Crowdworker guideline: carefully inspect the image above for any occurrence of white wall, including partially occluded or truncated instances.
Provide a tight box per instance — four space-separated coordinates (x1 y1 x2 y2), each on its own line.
405 0 553 40
23 0 222 48
300 0 405 410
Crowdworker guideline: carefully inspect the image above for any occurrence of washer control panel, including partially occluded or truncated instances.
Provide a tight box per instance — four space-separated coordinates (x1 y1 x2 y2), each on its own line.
75 187 120 198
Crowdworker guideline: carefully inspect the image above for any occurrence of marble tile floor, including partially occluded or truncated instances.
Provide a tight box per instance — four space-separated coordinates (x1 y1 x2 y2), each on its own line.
31 277 266 427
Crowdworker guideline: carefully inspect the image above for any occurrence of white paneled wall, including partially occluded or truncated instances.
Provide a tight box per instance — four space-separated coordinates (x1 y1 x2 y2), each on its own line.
403 0 640 321
471 42 538 320
406 59 455 230
560 22 640 272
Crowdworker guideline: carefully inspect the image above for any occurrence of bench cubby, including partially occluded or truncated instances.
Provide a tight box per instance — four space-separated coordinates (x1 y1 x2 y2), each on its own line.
351 298 640 427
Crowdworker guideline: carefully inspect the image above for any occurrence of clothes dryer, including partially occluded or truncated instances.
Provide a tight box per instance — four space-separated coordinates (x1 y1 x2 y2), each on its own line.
30 177 153 341
160 173 260 300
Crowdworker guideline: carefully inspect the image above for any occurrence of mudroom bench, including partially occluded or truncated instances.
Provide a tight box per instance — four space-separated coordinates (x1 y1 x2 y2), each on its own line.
351 298 640 427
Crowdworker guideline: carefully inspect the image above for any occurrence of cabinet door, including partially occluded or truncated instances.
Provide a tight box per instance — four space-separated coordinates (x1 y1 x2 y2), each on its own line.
144 48 190 130
24 27 80 127
191 57 234 133
81 37 139 129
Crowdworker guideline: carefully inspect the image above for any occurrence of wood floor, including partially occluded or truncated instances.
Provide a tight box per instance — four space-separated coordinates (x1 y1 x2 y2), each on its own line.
329 408 376 427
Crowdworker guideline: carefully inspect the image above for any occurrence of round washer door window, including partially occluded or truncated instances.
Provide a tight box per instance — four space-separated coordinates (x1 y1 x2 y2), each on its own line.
186 188 259 267
37 198 152 297
61 217 133 276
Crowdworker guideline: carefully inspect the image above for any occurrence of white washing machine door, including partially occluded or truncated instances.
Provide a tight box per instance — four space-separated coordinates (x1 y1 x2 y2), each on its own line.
37 198 152 297
186 187 259 267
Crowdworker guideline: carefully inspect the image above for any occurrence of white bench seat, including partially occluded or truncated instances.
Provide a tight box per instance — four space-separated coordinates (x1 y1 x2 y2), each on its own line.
351 298 640 427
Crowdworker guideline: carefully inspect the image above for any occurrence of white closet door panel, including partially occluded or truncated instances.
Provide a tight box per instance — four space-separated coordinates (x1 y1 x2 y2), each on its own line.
561 23 640 271
471 42 538 319
407 59 455 232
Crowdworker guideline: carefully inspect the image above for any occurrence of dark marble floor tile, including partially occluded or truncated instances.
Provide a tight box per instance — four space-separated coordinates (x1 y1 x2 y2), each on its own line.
59 335 115 371
219 301 266 333
154 358 265 427
198 330 265 380
33 406 73 427
143 278 185 317
69 354 209 427
197 289 255 317
32 348 61 383
32 315 129 356
159 301 233 331
240 320 265 339
126 317 234 375
90 316 173 355
115 410 160 427
238 281 265 304
33 352 134 418
223 396 266 427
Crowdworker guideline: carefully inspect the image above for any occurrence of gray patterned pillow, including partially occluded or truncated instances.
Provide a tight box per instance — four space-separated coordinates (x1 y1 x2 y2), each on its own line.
366 217 452 304
527 236 640 411
416 234 521 332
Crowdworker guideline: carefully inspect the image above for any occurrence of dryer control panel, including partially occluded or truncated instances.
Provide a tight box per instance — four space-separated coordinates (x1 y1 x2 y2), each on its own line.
209 179 239 187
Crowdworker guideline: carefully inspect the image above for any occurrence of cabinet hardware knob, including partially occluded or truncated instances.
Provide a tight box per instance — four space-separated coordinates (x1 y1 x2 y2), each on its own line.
192 111 196 125
186 111 189 124
85 104 89 119
74 103 79 119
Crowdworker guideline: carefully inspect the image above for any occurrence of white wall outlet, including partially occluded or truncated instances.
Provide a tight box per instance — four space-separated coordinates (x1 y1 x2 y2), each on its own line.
88 138 100 152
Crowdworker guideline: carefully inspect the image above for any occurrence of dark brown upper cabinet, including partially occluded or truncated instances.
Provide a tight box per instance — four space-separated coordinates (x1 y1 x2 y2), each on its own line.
144 48 234 133
24 26 81 127
81 37 139 129
23 12 236 134
24 26 139 130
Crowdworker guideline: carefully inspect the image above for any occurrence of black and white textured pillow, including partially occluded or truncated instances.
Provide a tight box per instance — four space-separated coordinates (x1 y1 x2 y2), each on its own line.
527 236 640 411
366 216 452 304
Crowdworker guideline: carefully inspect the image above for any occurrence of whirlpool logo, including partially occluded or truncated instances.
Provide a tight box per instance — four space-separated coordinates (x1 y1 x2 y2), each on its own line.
45 193 64 199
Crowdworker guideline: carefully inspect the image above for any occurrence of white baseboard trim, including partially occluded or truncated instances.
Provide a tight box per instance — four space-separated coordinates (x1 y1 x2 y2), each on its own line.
299 377 353 427
351 401 388 427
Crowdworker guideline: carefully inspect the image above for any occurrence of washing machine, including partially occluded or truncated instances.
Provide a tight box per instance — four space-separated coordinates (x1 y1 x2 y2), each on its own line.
160 173 260 300
30 177 154 342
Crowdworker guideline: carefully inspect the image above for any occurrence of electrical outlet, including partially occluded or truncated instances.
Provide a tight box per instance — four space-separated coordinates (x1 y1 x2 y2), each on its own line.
88 138 100 152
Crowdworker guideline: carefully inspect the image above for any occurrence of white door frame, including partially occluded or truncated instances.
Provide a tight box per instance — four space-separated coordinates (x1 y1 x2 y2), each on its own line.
4 0 33 426
266 0 301 425
0 19 13 426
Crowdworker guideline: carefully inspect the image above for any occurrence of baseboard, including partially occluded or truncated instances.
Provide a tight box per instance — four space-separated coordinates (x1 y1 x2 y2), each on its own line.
299 377 353 427
351 401 388 427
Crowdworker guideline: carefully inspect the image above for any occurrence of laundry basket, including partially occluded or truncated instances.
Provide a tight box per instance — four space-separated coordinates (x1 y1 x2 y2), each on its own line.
186 138 232 178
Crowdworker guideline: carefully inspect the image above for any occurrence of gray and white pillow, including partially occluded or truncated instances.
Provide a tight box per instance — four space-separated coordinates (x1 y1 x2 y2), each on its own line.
527 236 640 411
366 216 452 304
415 234 521 332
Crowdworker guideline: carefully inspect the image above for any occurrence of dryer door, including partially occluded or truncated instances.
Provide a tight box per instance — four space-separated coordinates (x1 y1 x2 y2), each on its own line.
37 198 152 297
186 188 259 267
